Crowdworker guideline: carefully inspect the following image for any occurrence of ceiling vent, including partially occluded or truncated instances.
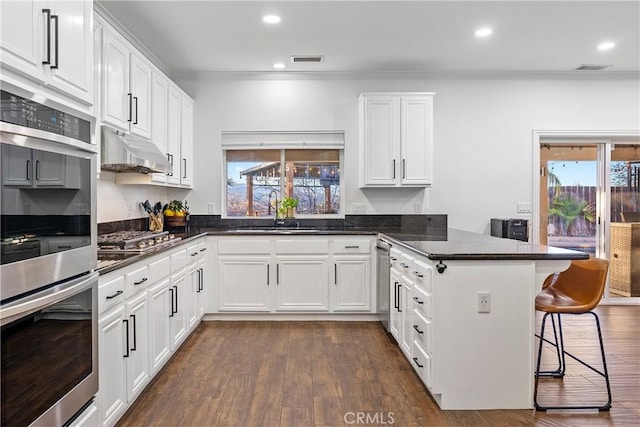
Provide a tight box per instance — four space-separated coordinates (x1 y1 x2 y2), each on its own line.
574 64 612 71
291 55 324 63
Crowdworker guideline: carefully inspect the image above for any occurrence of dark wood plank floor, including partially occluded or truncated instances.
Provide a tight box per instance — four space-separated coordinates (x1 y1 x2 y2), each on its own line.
117 305 640 427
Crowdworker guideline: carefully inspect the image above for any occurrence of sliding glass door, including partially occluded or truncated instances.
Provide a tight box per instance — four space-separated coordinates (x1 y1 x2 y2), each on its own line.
539 140 640 301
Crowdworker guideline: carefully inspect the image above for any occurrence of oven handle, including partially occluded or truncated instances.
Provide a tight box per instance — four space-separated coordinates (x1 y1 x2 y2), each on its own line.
0 272 98 326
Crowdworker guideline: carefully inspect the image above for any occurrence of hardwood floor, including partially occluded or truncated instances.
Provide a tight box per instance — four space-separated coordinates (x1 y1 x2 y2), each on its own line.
117 306 639 427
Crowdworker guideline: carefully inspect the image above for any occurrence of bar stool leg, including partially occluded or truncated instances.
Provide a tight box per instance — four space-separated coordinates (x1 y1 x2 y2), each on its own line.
535 313 566 378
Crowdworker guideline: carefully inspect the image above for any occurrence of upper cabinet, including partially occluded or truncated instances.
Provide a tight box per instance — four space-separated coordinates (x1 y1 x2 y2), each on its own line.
101 27 152 138
359 92 434 187
0 0 93 106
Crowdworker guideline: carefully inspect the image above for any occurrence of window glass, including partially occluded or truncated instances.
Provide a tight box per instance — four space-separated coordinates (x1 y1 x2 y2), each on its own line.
225 149 341 217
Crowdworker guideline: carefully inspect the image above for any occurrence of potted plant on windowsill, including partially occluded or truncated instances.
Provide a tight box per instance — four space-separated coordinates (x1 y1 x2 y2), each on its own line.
278 197 298 219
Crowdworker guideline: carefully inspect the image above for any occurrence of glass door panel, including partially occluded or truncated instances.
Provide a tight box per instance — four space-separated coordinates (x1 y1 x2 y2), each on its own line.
609 145 640 297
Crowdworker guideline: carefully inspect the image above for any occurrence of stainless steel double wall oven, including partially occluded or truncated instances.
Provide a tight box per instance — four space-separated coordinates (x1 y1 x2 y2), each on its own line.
0 88 98 427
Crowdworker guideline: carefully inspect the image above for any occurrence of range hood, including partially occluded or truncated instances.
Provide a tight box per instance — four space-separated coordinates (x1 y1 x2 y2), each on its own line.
100 126 170 174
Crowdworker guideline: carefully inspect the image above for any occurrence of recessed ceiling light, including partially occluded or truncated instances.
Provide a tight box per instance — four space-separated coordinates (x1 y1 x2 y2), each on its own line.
475 27 493 38
262 15 281 24
273 63 286 69
597 42 616 51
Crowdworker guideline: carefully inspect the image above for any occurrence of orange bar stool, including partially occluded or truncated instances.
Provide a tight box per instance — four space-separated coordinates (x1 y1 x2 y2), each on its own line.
533 257 612 411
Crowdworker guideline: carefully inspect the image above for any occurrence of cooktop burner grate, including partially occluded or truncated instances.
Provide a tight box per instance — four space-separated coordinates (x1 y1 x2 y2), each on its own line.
97 230 180 252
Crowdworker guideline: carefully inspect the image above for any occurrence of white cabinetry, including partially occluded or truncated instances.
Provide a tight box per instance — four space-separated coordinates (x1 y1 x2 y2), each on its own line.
332 239 372 311
0 0 93 105
101 27 151 138
359 92 434 187
215 236 375 314
389 248 413 357
97 237 207 426
149 72 170 184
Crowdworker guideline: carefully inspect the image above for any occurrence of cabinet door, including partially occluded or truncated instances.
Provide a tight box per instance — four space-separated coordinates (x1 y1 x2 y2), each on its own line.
46 0 93 104
186 263 199 330
0 0 45 82
333 256 371 312
217 256 271 311
150 72 169 184
169 272 188 348
360 95 399 186
400 279 413 358
389 269 401 341
1 145 32 187
166 86 181 185
101 29 130 131
195 258 206 319
124 291 150 403
179 96 193 187
148 278 171 375
129 52 152 138
98 305 127 427
400 96 433 185
276 257 329 311
33 150 65 186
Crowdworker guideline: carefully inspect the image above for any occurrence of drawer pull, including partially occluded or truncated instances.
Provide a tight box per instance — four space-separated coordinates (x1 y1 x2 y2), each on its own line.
412 296 424 305
413 324 424 334
400 262 409 269
106 290 123 300
191 252 198 257
133 277 148 285
390 257 397 261
200 248 207 252
344 245 360 249
412 357 424 368
413 271 424 278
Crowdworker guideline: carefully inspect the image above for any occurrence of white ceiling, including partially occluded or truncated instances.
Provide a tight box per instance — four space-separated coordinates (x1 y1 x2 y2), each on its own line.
97 0 640 76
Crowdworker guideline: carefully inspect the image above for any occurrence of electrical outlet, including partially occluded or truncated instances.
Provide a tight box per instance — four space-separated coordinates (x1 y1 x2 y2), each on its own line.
478 292 491 313
208 202 215 214
517 202 532 214
352 203 366 214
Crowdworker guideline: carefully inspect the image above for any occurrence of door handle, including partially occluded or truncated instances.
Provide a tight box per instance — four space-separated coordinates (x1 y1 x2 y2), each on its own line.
169 288 174 317
128 93 133 122
50 14 59 69
123 319 130 358
183 158 187 179
42 9 51 65
133 96 139 124
130 314 137 351
173 285 178 314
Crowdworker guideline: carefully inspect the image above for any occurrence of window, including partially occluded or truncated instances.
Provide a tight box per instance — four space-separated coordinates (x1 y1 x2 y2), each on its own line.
225 149 342 217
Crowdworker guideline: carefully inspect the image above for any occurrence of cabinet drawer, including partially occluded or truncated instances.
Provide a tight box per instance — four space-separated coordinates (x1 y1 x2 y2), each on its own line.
412 259 432 291
398 252 414 273
411 339 431 388
412 284 432 319
98 275 125 313
148 256 170 283
333 239 371 254
276 239 328 254
412 309 432 354
170 248 190 272
125 265 150 297
218 239 271 254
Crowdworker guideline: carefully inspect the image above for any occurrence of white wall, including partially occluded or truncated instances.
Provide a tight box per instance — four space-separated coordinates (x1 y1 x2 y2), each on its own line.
173 74 639 233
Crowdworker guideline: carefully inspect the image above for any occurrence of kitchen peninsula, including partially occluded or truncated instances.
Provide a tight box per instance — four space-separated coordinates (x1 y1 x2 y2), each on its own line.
96 223 588 414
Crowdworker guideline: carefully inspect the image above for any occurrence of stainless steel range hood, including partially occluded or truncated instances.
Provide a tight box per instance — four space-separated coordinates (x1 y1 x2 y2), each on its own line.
100 126 170 174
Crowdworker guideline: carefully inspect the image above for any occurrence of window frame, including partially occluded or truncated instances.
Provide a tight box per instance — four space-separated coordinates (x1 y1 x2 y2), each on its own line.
222 148 345 219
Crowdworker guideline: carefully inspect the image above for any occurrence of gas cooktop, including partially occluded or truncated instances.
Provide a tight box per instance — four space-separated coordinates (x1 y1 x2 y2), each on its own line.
97 230 181 253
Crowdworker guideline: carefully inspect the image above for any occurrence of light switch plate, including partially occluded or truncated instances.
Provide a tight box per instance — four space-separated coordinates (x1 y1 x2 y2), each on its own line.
352 203 366 214
517 202 532 214
208 202 216 214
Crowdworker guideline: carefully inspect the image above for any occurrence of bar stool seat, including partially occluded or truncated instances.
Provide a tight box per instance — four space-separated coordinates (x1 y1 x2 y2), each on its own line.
534 257 612 411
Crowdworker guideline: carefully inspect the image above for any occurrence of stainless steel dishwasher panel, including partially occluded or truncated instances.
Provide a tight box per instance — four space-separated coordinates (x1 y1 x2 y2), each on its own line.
376 238 392 331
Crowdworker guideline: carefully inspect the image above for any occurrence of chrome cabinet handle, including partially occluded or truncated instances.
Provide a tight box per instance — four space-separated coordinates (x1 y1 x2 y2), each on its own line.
130 314 137 351
183 158 187 179
402 159 406 179
133 96 138 124
50 14 59 69
128 93 133 122
400 262 409 269
123 319 130 358
42 9 51 65
169 288 174 317
392 159 396 179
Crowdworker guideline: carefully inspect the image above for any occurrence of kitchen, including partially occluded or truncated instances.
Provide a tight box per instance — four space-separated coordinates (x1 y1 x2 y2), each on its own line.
1 1 640 426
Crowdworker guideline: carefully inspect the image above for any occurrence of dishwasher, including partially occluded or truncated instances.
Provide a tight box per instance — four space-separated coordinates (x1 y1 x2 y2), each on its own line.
376 238 392 331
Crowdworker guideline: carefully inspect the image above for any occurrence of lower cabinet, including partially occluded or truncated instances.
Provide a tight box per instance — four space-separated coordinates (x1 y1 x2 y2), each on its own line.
148 277 172 375
97 237 207 426
215 236 375 314
275 256 329 311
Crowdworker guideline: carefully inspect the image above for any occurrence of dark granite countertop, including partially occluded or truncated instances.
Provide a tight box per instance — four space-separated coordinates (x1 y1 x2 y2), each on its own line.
383 229 590 261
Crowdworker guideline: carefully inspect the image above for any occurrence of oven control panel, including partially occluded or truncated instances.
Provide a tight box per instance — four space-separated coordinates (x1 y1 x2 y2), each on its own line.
0 90 90 143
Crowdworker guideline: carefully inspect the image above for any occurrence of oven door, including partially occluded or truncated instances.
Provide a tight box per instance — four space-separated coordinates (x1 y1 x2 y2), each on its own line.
1 272 98 427
1 133 97 302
